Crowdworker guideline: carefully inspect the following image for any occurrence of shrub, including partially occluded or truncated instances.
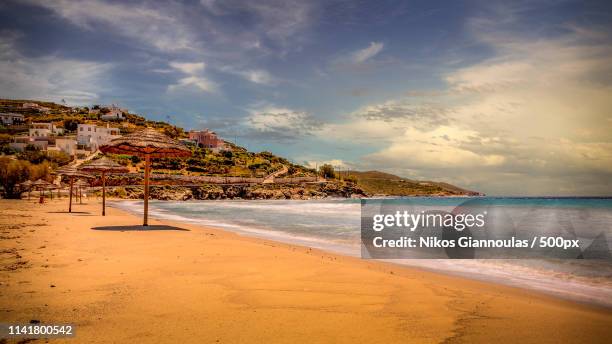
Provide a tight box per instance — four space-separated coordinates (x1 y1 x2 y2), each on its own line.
345 175 358 183
0 133 12 145
17 149 71 166
63 118 81 131
319 164 336 179
130 155 141 164
0 157 52 198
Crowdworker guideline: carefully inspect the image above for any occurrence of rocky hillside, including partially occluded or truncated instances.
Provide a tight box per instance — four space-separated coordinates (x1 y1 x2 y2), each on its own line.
346 171 483 196
100 182 366 200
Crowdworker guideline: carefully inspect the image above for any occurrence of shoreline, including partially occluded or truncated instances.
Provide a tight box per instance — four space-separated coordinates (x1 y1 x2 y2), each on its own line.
112 198 612 308
1 198 611 343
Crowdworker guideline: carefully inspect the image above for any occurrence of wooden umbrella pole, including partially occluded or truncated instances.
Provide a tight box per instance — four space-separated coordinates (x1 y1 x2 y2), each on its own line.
144 154 150 226
102 172 106 216
69 178 73 212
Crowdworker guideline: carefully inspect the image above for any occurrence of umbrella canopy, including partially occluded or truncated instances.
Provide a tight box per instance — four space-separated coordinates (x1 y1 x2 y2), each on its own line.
79 157 128 216
56 166 94 212
99 128 191 158
19 180 33 187
31 179 53 201
31 179 52 189
19 180 34 199
74 179 90 187
79 157 129 173
100 128 191 226
56 166 94 179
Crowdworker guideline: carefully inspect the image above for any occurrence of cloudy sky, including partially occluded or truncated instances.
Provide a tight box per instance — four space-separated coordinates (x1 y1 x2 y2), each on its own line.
1 0 612 196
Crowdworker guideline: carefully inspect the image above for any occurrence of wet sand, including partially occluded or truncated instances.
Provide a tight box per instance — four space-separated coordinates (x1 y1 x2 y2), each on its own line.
1 198 611 343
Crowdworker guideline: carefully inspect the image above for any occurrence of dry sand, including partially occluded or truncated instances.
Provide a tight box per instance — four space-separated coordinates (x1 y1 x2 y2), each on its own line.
1 198 611 343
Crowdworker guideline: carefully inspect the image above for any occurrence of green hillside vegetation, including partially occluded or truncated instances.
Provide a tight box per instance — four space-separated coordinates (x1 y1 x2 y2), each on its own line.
345 170 482 196
112 147 315 178
0 98 183 137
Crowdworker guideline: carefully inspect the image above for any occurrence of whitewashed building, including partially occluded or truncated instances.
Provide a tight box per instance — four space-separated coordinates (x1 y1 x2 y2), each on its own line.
22 103 50 112
100 104 126 121
0 113 24 125
77 123 121 151
51 138 78 156
29 122 64 138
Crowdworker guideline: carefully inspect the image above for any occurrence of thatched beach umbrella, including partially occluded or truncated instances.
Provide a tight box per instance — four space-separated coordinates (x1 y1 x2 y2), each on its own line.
31 179 52 202
56 166 93 212
19 180 33 200
58 182 68 198
100 128 191 226
46 183 57 200
79 157 128 216
74 179 90 204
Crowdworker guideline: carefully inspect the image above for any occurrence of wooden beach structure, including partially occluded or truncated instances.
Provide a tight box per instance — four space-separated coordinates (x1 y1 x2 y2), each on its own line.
74 179 90 204
31 179 52 203
19 180 33 200
100 128 191 226
79 157 128 216
56 166 93 212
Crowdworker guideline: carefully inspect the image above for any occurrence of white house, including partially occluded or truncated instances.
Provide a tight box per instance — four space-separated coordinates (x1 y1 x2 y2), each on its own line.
22 103 50 112
100 104 126 121
48 138 77 156
28 122 63 138
77 123 121 151
0 113 24 125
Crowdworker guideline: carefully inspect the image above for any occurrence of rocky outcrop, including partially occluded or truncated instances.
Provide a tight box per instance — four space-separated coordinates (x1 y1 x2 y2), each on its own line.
103 182 368 201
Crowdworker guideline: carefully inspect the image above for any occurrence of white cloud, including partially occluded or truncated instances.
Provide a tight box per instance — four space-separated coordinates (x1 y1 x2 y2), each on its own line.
241 104 322 141
351 42 384 63
244 69 275 85
0 33 110 105
168 76 217 93
23 0 197 52
169 62 206 75
168 61 217 93
219 66 277 85
201 0 314 47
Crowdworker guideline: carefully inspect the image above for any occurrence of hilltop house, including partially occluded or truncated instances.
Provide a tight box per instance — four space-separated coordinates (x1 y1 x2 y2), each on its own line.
0 113 24 125
77 123 121 151
188 129 226 151
22 102 50 113
100 104 127 121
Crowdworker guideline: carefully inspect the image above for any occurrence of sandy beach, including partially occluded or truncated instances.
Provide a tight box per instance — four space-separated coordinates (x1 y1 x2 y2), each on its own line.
1 198 611 343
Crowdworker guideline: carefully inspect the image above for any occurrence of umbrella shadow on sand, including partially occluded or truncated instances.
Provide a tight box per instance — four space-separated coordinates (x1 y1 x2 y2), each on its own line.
92 225 190 231
47 211 91 215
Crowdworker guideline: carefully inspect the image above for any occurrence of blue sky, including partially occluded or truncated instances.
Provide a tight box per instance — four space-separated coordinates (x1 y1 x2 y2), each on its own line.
1 0 612 195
